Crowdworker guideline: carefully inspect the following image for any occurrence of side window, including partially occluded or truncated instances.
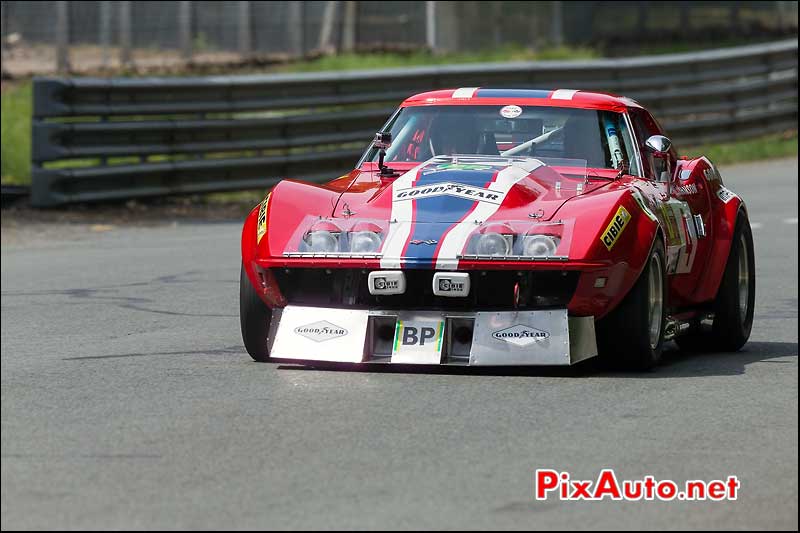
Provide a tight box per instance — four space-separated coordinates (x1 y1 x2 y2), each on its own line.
630 109 660 180
617 115 641 177
630 108 677 181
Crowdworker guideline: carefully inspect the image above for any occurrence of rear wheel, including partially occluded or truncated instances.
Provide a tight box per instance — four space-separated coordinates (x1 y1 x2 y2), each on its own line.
597 239 667 370
240 264 272 362
676 213 755 352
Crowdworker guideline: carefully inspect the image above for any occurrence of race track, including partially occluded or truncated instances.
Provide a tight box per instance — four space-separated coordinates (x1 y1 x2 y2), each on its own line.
2 158 797 530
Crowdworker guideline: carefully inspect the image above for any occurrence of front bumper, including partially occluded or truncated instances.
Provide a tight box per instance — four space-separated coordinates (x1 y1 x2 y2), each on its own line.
269 305 598 366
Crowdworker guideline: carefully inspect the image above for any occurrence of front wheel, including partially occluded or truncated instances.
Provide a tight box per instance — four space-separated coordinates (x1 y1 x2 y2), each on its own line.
676 212 755 352
596 239 667 370
240 264 272 362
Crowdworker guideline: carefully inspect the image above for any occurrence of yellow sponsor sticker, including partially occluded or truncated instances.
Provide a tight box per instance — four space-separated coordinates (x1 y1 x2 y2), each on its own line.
257 194 269 244
601 205 631 251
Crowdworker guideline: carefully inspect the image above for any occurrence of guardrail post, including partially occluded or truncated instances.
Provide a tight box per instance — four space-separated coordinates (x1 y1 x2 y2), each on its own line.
342 1 357 52
425 1 436 52
99 1 112 68
55 1 70 73
238 1 252 57
317 1 338 53
179 1 193 62
288 1 304 57
119 1 132 67
550 1 563 47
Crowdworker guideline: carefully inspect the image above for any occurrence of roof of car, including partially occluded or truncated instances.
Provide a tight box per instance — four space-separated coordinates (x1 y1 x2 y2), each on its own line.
401 88 642 112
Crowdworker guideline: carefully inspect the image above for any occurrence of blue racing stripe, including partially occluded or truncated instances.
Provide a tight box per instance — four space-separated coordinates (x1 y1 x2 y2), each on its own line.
403 166 498 268
475 89 552 99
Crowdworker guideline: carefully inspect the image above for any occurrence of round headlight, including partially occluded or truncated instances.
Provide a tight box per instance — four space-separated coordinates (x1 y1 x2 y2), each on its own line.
306 230 338 253
522 235 560 257
476 232 511 256
349 231 382 253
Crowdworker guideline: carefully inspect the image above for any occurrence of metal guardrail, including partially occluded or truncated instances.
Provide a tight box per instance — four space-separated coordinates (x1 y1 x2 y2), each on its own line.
31 39 798 206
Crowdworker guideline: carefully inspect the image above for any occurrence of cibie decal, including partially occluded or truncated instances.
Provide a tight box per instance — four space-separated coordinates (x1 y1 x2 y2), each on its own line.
294 321 347 342
372 277 398 291
716 186 738 204
256 194 269 244
601 205 632 251
500 105 523 119
394 182 504 204
492 324 550 347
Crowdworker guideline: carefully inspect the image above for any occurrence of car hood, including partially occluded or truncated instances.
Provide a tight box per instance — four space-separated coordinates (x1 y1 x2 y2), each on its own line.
334 156 606 224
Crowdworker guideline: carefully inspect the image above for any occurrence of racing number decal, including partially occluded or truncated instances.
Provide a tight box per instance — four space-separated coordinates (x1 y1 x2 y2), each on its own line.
601 206 631 251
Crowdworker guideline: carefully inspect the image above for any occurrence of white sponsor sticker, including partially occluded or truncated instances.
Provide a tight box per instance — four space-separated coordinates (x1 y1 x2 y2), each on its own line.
717 186 737 204
675 183 698 196
392 320 445 364
394 181 505 204
492 324 551 347
500 105 522 118
294 321 347 342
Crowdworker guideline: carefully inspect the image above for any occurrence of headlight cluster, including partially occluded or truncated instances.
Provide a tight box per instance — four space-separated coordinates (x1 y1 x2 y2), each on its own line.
471 232 561 258
303 229 383 254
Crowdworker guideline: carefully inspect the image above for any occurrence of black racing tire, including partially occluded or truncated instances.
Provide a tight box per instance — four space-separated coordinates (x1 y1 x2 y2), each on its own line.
596 238 667 371
240 264 272 362
676 212 755 353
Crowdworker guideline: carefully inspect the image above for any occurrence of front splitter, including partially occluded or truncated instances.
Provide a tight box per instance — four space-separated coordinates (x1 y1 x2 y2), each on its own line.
268 305 597 366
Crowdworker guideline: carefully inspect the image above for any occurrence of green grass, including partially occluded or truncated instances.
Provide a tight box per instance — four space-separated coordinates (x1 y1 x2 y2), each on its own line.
273 45 599 73
1 81 32 184
681 131 798 165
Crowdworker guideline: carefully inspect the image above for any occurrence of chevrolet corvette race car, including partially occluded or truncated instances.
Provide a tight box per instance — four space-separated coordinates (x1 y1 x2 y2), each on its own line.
240 88 754 369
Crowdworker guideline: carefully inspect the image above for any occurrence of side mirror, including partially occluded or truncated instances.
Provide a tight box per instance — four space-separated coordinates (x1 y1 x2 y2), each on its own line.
645 134 672 155
645 134 673 186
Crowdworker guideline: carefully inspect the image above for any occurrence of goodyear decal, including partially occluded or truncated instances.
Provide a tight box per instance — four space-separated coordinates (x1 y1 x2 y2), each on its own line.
601 205 632 251
257 194 269 244
394 181 504 204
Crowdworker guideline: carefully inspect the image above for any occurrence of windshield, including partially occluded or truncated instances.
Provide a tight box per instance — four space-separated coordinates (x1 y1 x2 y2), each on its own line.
363 105 638 173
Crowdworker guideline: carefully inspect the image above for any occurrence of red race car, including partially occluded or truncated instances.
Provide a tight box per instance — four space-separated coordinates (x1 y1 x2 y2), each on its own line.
240 88 755 370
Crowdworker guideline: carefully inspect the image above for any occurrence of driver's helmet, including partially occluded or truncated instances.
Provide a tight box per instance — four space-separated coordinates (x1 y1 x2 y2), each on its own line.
428 112 479 156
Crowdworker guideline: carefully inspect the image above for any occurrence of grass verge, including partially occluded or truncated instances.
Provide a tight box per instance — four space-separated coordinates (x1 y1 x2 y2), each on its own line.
681 131 798 165
1 81 31 185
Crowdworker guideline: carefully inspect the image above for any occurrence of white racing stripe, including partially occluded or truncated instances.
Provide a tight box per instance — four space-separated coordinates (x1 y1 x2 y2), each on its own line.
379 161 428 269
434 159 544 270
550 89 579 100
452 87 479 99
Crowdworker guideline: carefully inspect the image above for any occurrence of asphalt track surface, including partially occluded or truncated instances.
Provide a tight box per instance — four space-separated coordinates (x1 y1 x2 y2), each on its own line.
2 158 797 530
